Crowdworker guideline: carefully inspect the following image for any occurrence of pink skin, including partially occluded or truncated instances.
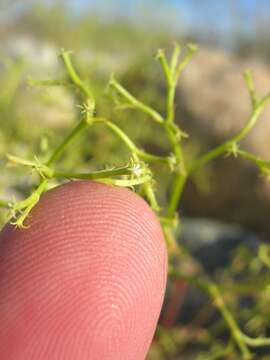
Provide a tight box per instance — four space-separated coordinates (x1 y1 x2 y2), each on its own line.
0 181 167 360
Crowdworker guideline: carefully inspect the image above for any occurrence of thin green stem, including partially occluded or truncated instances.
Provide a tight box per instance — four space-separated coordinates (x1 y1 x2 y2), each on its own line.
235 94 270 140
60 49 94 107
236 149 270 177
164 123 187 218
132 152 160 212
136 150 171 164
156 44 197 218
188 95 270 175
98 175 151 187
94 118 171 165
94 117 137 151
169 268 252 359
170 267 270 356
53 165 141 180
174 43 198 81
46 119 88 166
158 215 178 228
237 149 263 163
243 70 258 108
142 182 160 212
166 86 176 124
156 47 176 124
207 285 252 359
166 43 197 124
12 181 47 211
11 180 48 228
156 49 171 86
45 49 96 167
109 77 164 124
170 43 181 75
108 75 166 211
242 334 270 347
167 172 187 218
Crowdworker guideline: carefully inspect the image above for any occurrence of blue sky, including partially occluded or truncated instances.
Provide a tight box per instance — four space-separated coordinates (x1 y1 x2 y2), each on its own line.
2 0 269 41
66 0 266 35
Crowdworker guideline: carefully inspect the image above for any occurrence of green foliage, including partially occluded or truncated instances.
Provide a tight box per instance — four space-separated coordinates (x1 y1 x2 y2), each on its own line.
1 41 270 359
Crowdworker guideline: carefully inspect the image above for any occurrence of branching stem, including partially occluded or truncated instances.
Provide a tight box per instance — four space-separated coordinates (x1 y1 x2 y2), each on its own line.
169 268 270 359
188 84 270 176
94 117 171 165
109 76 164 124
60 49 94 107
3 44 270 360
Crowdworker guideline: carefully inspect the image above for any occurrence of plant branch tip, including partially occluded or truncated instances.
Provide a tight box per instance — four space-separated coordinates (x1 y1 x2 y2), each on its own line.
108 73 116 85
172 41 181 50
59 48 73 57
186 43 199 53
6 154 53 179
156 48 165 59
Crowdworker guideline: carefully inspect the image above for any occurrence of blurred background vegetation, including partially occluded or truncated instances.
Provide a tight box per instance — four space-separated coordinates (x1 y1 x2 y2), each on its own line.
1 1 270 359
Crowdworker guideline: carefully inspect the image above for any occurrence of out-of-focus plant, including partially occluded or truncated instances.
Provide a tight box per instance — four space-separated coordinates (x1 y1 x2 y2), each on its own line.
1 44 270 359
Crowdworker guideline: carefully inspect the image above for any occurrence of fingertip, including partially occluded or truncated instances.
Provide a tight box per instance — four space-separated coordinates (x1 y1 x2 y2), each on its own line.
0 181 167 359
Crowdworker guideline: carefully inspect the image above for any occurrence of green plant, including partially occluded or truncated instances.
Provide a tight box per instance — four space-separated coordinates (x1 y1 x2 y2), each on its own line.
1 44 270 359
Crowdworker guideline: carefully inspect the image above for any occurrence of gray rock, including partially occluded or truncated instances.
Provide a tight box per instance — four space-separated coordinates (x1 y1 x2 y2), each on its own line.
179 217 259 273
